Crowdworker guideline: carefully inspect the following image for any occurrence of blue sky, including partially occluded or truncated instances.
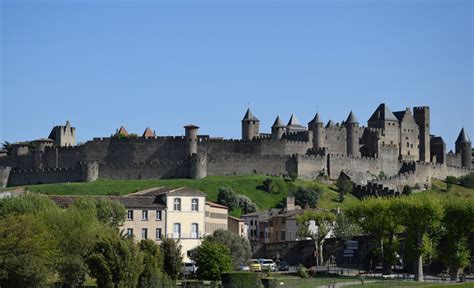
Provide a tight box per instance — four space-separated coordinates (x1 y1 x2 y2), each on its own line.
1 0 472 150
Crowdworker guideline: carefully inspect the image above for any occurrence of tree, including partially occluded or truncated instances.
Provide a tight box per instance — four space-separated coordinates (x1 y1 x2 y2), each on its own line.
395 196 443 281
0 193 58 217
138 239 168 288
192 239 232 282
206 229 251 269
439 198 474 281
296 210 336 266
0 214 56 288
336 177 353 201
445 176 458 192
346 197 402 275
402 185 413 196
333 213 362 240
293 187 321 208
71 197 126 228
160 238 183 282
87 231 143 288
237 195 257 214
217 187 239 210
459 173 474 188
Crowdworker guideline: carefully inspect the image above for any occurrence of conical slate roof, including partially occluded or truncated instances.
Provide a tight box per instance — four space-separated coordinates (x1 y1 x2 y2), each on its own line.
242 108 259 121
368 103 398 122
326 120 336 128
308 113 324 125
142 127 155 138
272 116 285 128
345 111 359 124
455 128 471 144
287 114 301 126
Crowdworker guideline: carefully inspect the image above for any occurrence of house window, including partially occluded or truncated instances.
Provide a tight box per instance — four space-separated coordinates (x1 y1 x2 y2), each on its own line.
156 228 162 240
142 210 148 221
156 210 162 220
127 210 134 221
174 198 181 211
191 223 199 238
142 228 148 239
127 228 133 237
191 198 199 211
407 142 410 147
173 223 181 239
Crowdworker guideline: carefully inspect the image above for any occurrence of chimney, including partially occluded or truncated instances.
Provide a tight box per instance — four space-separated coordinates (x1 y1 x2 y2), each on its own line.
286 196 295 211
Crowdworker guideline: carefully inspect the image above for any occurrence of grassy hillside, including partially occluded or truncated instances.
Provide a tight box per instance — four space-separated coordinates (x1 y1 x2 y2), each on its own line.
22 175 357 217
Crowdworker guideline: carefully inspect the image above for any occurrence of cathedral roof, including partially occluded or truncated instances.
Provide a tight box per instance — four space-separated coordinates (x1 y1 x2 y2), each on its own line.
308 113 324 125
117 126 129 136
455 128 471 144
142 127 155 138
368 103 398 122
242 108 259 121
345 111 359 124
272 116 285 128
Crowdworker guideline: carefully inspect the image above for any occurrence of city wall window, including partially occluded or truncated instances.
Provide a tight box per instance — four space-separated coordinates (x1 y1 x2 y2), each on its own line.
142 228 148 239
156 210 162 220
191 198 199 211
127 210 134 221
174 198 181 211
173 223 181 239
142 210 148 221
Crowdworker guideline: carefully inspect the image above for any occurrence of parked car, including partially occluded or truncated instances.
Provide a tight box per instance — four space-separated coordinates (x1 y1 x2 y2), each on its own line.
237 263 250 271
182 262 198 276
249 259 262 272
260 259 277 272
278 261 289 271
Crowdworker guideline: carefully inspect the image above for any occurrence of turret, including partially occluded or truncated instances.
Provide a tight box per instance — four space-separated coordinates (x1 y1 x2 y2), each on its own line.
48 121 76 147
32 138 54 169
241 109 260 141
345 111 359 156
455 128 472 168
11 142 29 156
413 106 430 162
308 113 324 149
184 124 199 155
271 116 286 140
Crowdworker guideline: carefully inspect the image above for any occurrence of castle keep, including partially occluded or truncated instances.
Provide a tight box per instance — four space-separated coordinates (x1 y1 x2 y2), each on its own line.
0 103 472 195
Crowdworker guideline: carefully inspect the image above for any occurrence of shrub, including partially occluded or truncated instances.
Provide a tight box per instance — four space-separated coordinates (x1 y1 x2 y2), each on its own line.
221 272 262 288
238 195 257 214
378 171 385 179
293 187 321 208
402 185 413 196
336 177 353 201
289 172 298 181
445 176 458 185
459 173 474 188
263 178 273 193
297 264 309 278
217 187 238 210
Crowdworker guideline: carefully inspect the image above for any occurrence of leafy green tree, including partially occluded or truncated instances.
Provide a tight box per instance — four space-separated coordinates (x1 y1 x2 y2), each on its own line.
237 195 257 214
333 213 362 240
439 198 474 281
193 239 232 282
160 238 183 282
87 231 143 288
138 239 167 288
70 197 126 228
206 229 251 269
0 193 57 217
217 187 239 210
346 197 402 275
336 177 353 201
296 210 336 266
43 206 103 288
0 214 56 288
395 196 443 281
293 187 321 208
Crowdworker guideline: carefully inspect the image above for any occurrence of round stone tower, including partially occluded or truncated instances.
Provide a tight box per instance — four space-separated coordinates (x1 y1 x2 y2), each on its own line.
184 124 199 155
308 112 324 149
455 128 472 168
271 116 286 140
241 108 260 141
33 138 54 169
345 111 360 156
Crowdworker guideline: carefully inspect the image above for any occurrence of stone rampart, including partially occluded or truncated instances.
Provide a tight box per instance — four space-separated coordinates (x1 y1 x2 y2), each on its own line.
327 153 400 180
8 166 82 186
98 161 189 180
206 154 292 177
294 154 327 179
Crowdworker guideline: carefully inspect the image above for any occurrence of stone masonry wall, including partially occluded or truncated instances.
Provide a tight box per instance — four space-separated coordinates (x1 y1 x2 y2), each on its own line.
99 161 189 180
206 154 293 176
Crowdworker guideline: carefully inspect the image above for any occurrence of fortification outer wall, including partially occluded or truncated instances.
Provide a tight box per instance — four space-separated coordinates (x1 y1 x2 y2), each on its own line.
295 154 327 179
415 162 472 181
446 153 462 167
327 153 401 180
0 154 35 170
7 166 82 186
44 146 84 168
198 138 310 156
206 154 292 177
98 161 189 180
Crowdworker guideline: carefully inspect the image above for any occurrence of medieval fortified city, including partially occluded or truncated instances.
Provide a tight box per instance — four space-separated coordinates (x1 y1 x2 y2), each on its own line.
2 1 474 288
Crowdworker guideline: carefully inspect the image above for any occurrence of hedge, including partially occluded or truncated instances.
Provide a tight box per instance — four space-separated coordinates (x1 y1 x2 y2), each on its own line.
221 272 262 288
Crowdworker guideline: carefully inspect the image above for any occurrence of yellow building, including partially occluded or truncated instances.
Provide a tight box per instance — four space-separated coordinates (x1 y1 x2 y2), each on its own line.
205 201 228 235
